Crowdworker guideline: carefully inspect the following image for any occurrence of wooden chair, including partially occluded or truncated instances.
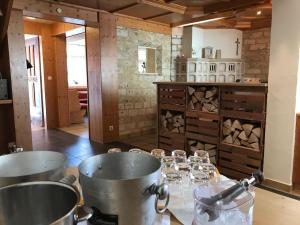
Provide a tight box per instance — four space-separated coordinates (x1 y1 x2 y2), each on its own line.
68 89 86 124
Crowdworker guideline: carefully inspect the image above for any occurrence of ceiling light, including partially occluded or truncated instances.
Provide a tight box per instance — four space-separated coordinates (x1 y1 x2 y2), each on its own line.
178 17 225 27
26 17 36 20
257 11 262 15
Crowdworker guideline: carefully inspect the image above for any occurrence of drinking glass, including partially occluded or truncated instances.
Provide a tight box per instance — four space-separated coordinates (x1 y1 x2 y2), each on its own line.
172 150 187 163
129 148 147 154
107 148 121 153
200 163 216 179
188 156 202 167
161 156 182 184
151 148 165 161
190 163 210 184
194 150 210 163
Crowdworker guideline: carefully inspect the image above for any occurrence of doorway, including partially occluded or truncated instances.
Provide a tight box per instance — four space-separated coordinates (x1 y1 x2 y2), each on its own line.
25 34 45 130
23 18 89 139
60 30 89 138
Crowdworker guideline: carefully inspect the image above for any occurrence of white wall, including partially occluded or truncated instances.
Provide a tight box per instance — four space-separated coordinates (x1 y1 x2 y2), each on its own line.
182 27 242 59
264 0 300 185
202 29 242 59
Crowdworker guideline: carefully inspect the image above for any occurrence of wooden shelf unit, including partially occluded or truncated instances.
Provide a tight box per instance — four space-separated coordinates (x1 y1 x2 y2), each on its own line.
155 82 268 179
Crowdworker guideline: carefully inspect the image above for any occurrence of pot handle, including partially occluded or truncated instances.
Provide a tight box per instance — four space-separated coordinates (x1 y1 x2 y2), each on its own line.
74 205 94 223
148 183 170 214
59 175 77 185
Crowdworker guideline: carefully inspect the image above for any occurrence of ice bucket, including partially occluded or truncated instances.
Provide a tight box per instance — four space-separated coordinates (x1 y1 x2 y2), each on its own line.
193 179 255 225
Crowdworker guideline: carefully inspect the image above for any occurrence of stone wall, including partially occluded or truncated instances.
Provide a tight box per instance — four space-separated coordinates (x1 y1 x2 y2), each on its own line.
242 28 271 81
117 26 171 137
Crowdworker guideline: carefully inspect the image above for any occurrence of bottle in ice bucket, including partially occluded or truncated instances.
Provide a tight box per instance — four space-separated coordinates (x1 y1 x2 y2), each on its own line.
193 171 263 225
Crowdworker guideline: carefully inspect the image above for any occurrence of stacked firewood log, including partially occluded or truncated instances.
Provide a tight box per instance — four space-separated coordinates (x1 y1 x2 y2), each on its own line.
160 111 184 134
187 86 218 113
222 119 261 150
188 140 217 164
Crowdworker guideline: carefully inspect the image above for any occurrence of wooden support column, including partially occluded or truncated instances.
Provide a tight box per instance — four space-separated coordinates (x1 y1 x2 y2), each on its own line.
54 34 69 127
86 12 119 143
6 9 32 150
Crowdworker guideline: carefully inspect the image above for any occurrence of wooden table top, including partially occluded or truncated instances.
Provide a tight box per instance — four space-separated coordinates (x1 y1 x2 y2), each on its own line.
67 168 300 225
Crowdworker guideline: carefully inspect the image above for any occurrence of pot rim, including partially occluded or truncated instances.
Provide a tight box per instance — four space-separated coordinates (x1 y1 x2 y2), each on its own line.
0 151 67 179
79 152 161 181
0 180 81 224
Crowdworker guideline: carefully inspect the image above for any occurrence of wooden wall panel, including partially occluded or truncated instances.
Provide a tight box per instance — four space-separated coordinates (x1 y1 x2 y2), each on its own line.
86 26 103 143
99 13 119 142
54 35 69 127
51 23 81 36
6 9 32 150
86 12 119 143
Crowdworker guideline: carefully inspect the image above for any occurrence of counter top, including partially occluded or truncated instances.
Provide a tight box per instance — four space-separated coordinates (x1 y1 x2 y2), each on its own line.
153 81 268 87
67 168 300 225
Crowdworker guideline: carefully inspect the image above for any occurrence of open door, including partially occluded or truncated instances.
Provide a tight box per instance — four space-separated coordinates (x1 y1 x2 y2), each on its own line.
25 36 44 127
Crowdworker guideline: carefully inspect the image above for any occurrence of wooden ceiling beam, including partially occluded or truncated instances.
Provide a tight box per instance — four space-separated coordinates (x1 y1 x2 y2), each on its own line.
172 11 235 27
143 12 173 20
109 3 140 13
204 0 265 14
140 0 186 14
164 0 177 3
0 0 13 46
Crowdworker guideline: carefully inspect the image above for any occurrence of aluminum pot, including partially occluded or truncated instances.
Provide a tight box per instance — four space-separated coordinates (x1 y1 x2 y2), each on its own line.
0 180 93 225
0 151 66 187
79 152 169 225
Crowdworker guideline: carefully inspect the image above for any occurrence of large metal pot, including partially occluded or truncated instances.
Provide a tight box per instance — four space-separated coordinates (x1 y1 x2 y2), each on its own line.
0 151 66 187
0 181 92 225
79 152 169 225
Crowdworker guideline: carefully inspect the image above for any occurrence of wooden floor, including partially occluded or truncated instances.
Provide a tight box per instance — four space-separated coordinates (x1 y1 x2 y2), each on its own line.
59 117 89 139
120 133 157 151
32 128 135 167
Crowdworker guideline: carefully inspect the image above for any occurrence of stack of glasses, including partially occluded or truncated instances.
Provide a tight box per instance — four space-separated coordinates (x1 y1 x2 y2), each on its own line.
107 148 217 185
151 149 217 185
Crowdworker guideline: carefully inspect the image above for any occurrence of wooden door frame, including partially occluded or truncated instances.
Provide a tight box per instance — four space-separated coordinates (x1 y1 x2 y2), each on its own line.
16 3 119 143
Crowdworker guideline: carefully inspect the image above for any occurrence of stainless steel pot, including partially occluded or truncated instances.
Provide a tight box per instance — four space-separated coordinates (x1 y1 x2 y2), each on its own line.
79 152 169 225
0 181 92 225
0 151 66 187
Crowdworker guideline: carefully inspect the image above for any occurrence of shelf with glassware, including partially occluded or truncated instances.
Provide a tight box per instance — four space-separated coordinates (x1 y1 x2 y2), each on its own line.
155 82 268 179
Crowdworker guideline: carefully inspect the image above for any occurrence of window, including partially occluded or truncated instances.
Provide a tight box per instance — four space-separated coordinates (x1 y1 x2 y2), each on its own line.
138 46 157 74
66 32 87 87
